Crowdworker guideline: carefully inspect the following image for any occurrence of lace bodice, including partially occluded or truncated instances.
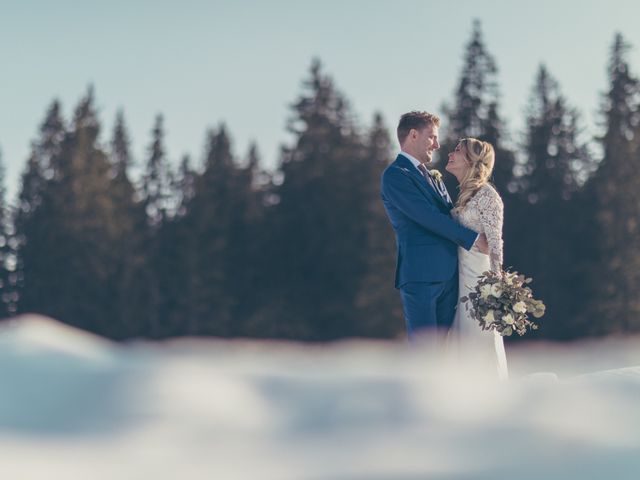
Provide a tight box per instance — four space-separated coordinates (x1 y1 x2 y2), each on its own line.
453 184 504 272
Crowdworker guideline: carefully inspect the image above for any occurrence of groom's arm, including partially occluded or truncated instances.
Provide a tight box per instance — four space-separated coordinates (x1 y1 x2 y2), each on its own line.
382 167 478 250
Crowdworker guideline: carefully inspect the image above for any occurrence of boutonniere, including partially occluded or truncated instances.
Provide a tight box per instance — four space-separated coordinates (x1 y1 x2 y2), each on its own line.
429 169 443 182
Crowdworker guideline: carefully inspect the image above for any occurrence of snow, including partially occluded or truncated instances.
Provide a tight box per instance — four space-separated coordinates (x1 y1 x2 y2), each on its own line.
1 315 639 479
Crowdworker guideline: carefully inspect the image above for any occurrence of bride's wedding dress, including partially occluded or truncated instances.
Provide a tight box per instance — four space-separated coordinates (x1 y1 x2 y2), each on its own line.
448 183 509 380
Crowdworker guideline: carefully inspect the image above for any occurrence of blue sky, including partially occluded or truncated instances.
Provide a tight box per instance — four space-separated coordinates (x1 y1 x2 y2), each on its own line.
1 0 639 200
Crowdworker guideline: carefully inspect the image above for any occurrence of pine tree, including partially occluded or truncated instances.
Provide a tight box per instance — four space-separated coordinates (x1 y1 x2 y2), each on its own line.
159 154 198 336
263 59 369 340
232 143 267 332
242 144 285 338
518 65 593 339
174 154 196 218
140 114 175 337
439 20 518 271
440 20 517 192
17 89 121 336
57 88 121 334
353 113 403 338
108 110 148 338
444 19 500 141
172 126 258 336
15 100 66 319
142 115 173 227
589 33 640 334
521 66 592 200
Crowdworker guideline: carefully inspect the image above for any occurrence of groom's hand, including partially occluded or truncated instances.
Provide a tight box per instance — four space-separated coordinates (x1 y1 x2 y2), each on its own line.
474 233 489 255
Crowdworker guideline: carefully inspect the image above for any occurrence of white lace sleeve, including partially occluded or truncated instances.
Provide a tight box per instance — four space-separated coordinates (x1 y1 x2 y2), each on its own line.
476 185 504 272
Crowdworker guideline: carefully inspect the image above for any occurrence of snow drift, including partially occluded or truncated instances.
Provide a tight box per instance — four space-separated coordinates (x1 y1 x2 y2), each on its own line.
0 315 639 479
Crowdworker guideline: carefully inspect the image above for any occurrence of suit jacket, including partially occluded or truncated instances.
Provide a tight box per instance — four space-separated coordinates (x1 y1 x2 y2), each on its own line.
381 154 477 287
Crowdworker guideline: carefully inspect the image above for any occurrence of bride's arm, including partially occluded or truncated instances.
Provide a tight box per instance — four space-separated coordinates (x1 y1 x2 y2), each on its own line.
477 186 504 272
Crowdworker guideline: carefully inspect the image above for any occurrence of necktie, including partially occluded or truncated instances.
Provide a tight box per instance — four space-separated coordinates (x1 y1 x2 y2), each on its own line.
417 164 435 187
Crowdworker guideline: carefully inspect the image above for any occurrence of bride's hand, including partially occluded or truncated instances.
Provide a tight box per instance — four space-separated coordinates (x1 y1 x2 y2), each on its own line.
474 233 489 255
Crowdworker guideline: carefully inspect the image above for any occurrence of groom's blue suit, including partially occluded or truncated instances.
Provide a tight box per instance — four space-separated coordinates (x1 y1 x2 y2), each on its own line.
381 154 478 339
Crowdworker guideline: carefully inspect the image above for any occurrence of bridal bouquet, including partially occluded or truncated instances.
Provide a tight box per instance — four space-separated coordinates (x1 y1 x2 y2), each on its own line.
460 269 545 337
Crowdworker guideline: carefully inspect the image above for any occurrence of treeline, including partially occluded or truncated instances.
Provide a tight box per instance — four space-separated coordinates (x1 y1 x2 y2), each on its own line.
0 21 639 341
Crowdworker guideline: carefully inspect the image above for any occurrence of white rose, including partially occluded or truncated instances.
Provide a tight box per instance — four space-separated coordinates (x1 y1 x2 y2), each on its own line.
490 283 503 297
504 274 514 286
483 310 495 324
513 301 527 313
480 284 492 299
502 313 514 325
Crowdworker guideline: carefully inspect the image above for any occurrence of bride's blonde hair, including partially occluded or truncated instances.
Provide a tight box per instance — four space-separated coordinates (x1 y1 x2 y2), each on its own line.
454 138 496 212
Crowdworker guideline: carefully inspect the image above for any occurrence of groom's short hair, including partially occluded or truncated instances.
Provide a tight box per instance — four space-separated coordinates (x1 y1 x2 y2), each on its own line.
397 111 441 145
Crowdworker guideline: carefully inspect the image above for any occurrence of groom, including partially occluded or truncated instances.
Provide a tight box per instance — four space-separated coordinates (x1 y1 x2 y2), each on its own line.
381 111 487 342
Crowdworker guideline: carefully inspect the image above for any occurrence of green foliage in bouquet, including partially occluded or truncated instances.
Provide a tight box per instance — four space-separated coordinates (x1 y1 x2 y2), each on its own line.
461 270 546 337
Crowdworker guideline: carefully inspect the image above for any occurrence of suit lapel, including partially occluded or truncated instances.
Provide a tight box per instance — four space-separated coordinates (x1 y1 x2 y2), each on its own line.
394 155 450 210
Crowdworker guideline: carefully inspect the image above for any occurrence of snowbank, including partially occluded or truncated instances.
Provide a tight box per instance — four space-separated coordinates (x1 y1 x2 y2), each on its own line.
0 315 638 479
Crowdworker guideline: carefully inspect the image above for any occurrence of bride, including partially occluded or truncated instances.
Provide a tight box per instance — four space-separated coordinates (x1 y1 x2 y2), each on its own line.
445 138 509 381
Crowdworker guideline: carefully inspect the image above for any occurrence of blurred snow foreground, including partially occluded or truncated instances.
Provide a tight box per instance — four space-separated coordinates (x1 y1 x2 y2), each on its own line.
1 316 639 480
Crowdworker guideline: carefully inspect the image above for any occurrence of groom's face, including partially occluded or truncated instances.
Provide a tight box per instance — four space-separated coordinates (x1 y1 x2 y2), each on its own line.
416 124 440 164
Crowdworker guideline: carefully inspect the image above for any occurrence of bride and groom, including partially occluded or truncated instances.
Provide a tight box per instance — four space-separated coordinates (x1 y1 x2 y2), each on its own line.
381 111 508 380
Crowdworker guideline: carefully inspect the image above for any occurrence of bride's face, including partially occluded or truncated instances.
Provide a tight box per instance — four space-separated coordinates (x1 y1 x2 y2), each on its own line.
446 143 472 179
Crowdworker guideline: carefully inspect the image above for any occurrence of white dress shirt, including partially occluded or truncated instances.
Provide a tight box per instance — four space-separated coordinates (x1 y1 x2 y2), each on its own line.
399 151 424 173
